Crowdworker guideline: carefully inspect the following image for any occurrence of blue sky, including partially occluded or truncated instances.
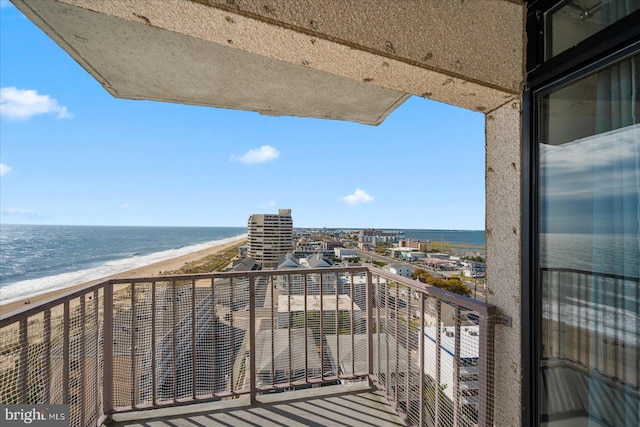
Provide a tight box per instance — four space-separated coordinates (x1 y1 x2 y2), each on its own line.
0 2 485 229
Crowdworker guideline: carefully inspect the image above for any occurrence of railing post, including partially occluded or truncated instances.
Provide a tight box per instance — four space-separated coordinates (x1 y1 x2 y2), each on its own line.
131 283 137 408
103 283 114 419
478 307 496 427
63 301 70 405
79 296 86 426
366 269 374 384
44 310 52 404
435 299 441 427
191 279 197 400
334 272 339 380
453 304 461 426
93 291 100 419
230 277 236 394
319 273 325 381
288 274 293 385
249 275 257 404
19 319 28 403
350 272 355 378
151 282 157 407
404 287 410 422
172 280 177 400
393 281 399 405
419 295 425 427
304 273 309 383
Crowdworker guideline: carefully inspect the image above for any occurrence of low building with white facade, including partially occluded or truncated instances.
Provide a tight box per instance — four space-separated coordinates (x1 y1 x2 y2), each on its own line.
383 263 413 278
461 261 486 278
421 325 480 408
334 248 357 260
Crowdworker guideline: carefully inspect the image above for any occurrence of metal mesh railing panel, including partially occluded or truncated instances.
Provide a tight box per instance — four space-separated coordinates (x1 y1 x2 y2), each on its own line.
404 283 422 427
255 273 276 389
191 279 216 398
153 280 176 403
48 306 65 406
112 283 133 408
0 287 105 427
212 277 235 395
24 312 46 406
175 281 194 400
0 318 22 405
84 291 103 425
368 268 495 427
131 282 153 406
0 321 21 404
458 306 480 425
229 277 250 393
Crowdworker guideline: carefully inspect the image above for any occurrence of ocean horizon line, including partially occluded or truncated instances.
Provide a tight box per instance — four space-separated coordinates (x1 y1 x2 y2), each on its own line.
1 223 485 232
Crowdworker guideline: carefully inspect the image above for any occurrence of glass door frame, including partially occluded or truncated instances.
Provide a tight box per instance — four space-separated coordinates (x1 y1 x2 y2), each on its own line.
523 1 640 425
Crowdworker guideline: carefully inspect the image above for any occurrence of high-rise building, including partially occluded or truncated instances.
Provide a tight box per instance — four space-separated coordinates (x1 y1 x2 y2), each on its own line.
247 209 293 267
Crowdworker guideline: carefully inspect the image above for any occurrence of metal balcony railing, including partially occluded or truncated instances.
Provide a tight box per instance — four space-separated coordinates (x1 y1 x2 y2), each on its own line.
0 265 498 426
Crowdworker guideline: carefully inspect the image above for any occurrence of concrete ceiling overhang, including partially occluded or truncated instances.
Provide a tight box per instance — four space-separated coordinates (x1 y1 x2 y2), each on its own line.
12 0 409 125
12 0 525 123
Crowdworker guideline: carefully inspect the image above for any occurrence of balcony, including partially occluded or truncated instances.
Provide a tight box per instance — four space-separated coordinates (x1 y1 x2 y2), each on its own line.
0 266 498 426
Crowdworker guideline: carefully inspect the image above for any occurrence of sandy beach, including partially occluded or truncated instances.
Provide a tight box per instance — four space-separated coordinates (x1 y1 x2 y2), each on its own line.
0 237 247 317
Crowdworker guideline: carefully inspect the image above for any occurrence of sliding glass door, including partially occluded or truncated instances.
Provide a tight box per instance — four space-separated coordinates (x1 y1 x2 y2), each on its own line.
528 1 640 425
537 53 639 426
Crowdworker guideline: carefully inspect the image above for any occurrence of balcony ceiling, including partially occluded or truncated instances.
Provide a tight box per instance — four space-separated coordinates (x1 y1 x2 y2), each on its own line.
13 0 409 125
13 0 524 123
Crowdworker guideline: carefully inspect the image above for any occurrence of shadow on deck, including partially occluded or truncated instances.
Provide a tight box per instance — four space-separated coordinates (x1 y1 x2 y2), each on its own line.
108 383 406 427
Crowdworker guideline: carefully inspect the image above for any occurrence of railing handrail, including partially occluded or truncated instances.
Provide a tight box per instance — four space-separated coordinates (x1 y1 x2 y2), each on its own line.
365 265 495 315
0 280 108 326
1 265 497 325
0 266 367 324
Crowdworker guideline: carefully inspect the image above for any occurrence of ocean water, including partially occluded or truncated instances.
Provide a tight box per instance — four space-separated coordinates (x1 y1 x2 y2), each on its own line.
0 225 246 304
0 225 485 305
540 232 640 342
540 232 639 278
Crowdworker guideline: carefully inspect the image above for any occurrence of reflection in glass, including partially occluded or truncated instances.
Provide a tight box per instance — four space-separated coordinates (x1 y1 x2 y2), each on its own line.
538 55 639 425
546 0 640 59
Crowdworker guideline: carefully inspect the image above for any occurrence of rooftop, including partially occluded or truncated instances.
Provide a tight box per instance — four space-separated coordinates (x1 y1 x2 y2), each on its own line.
278 294 361 312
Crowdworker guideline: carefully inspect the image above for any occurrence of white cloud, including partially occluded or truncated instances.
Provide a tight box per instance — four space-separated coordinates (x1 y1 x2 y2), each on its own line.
0 163 12 176
339 188 375 205
2 208 44 219
0 87 72 120
232 145 279 165
120 202 131 209
261 200 277 208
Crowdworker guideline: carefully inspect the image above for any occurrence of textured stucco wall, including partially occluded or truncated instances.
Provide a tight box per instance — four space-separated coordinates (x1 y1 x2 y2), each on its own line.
486 99 523 426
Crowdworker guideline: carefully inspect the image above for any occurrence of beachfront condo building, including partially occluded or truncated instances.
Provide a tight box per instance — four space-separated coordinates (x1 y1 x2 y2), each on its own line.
247 209 294 268
3 1 639 426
